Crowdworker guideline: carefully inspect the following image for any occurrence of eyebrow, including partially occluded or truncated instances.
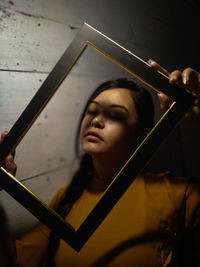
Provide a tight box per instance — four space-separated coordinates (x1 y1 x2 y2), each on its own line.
89 100 129 113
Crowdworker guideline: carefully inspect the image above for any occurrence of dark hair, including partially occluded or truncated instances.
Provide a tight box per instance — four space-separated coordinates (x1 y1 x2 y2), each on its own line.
44 78 154 266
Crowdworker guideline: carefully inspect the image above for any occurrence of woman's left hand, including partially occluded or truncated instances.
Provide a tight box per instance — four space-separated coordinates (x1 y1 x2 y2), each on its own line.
0 131 17 176
148 59 200 120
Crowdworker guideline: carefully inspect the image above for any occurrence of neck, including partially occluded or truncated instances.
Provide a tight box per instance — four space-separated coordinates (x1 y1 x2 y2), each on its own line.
92 154 127 182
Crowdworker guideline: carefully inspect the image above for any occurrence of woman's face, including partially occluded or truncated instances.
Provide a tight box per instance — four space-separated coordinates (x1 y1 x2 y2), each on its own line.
80 88 141 161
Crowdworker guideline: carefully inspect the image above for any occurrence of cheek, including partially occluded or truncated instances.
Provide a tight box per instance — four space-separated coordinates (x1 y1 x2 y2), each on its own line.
106 122 137 147
122 123 140 147
80 116 89 135
79 120 87 146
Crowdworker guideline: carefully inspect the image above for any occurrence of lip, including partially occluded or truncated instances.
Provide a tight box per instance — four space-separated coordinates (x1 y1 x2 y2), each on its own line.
84 130 104 141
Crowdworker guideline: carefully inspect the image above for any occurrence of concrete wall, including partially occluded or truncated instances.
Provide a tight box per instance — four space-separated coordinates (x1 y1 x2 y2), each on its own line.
0 0 200 237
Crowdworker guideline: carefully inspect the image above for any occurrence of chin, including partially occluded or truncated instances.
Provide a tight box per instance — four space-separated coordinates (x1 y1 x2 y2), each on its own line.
82 145 106 156
82 141 116 158
83 149 104 156
82 142 99 153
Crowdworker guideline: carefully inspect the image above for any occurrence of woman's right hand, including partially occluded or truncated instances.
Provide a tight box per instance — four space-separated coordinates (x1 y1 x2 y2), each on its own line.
0 131 17 176
148 60 200 121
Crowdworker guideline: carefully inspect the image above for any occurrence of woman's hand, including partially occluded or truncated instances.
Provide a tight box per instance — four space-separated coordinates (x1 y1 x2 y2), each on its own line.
148 59 200 120
0 131 17 176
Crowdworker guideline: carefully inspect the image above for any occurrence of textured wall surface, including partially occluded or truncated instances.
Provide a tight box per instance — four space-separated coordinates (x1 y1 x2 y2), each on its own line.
0 0 200 237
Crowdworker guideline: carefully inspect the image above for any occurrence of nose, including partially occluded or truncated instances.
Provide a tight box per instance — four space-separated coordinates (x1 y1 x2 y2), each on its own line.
91 115 104 129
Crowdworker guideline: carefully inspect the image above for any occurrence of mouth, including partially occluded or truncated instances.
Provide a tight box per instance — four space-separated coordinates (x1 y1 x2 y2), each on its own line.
84 130 104 141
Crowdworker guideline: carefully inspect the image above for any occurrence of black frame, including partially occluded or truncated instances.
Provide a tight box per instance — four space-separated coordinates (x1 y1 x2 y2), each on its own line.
0 23 196 251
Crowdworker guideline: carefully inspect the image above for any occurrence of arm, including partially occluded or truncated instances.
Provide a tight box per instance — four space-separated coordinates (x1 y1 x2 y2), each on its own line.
15 186 67 267
180 179 200 266
0 132 49 265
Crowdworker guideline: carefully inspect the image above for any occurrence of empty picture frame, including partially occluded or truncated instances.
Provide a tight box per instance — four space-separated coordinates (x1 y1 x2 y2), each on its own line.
0 23 196 251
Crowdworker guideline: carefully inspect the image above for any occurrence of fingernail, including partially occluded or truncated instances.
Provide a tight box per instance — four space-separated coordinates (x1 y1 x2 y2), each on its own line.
183 76 187 85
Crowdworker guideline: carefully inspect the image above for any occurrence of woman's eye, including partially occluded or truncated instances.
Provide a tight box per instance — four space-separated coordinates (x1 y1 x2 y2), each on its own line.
111 116 122 121
87 109 97 115
109 113 125 120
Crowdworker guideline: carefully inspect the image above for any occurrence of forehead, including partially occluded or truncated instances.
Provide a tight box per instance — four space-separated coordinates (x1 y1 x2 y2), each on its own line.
93 88 135 108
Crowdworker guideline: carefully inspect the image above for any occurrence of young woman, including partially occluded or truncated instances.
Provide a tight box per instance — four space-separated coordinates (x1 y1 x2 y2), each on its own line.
2 62 200 266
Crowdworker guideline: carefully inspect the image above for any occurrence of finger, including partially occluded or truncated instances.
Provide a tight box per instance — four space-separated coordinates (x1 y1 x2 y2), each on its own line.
182 68 199 86
0 130 15 157
171 68 200 98
169 70 183 86
157 93 173 111
0 131 8 144
181 68 200 98
0 131 16 172
4 154 17 176
148 59 170 77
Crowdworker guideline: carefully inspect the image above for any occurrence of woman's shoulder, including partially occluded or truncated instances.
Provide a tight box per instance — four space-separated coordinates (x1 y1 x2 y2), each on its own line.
140 171 200 202
142 171 191 186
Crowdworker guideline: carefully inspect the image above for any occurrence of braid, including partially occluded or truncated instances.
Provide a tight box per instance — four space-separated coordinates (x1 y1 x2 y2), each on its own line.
42 154 93 266
60 154 93 204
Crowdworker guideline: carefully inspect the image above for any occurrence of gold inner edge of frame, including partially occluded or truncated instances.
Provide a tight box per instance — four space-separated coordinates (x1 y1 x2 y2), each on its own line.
71 42 176 230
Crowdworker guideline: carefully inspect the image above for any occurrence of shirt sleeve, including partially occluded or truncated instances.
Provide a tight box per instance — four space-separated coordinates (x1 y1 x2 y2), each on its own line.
15 186 67 267
185 178 200 230
180 178 200 266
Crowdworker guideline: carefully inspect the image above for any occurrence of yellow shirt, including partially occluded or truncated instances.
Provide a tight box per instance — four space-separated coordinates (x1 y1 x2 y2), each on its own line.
16 172 200 266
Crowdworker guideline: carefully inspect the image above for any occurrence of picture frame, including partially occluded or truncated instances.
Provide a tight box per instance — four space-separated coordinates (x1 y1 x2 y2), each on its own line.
0 23 196 251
